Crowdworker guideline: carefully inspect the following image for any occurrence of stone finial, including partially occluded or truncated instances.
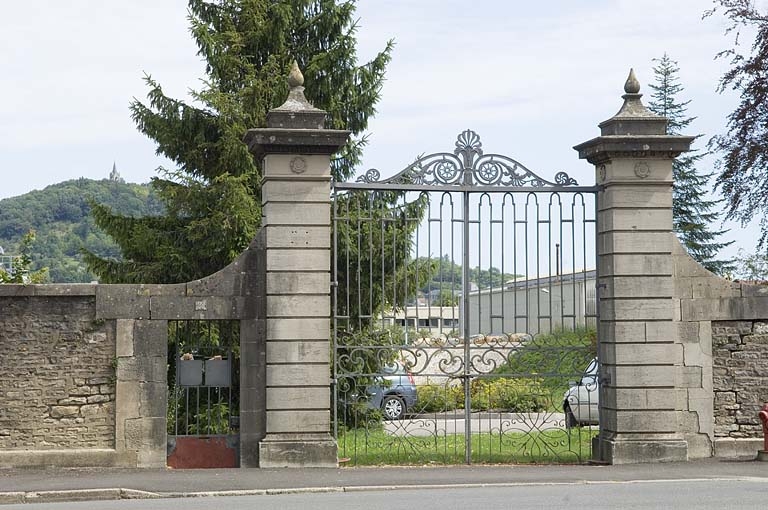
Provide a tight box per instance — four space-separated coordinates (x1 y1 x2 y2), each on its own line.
590 68 667 136
288 60 304 89
624 68 641 95
265 60 326 129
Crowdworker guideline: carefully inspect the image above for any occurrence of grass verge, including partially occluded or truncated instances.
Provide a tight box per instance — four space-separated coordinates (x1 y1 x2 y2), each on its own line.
338 427 596 466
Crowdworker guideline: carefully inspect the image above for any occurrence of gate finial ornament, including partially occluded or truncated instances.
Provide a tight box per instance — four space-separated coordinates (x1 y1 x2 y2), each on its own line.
356 130 578 187
624 68 641 95
288 60 304 89
262 60 327 129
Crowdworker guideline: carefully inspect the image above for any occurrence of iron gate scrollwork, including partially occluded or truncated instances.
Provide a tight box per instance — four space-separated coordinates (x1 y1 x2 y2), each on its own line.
332 131 598 465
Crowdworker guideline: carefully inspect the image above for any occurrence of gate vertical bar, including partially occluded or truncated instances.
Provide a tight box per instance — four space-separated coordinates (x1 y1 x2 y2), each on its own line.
462 187 471 464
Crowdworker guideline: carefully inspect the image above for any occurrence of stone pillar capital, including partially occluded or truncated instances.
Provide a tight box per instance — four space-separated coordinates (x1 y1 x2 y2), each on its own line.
573 135 695 167
243 60 350 162
574 68 694 169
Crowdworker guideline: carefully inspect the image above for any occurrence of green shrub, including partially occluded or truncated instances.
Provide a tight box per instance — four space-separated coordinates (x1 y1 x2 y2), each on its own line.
494 327 596 393
415 383 463 413
469 378 548 413
416 377 548 413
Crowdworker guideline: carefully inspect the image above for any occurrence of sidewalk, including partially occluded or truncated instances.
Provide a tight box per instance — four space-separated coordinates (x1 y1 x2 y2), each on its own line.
1 459 767 505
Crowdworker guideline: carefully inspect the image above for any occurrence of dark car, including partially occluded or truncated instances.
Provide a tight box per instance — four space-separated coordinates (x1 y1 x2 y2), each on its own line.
368 362 418 420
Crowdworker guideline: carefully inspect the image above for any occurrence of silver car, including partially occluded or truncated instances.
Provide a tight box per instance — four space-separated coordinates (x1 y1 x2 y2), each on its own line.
369 362 417 420
563 357 599 427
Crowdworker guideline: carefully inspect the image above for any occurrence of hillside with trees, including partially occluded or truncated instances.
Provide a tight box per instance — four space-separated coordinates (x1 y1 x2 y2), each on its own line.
0 179 163 282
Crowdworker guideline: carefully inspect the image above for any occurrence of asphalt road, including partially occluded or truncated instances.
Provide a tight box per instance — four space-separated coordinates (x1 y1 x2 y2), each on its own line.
4 480 767 510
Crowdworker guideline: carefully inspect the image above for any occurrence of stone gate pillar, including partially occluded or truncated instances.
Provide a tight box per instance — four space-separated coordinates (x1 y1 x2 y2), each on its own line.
243 62 349 467
574 70 694 463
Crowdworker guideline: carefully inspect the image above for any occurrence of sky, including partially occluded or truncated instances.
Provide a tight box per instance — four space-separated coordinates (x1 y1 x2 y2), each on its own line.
0 0 760 260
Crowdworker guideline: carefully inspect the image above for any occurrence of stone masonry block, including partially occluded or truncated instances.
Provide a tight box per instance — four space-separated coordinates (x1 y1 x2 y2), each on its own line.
601 410 679 434
601 388 677 410
266 387 330 410
599 299 673 321
604 364 676 387
263 180 332 203
266 249 330 272
599 321 646 344
678 322 700 344
679 366 702 388
598 185 672 210
115 381 141 423
267 318 330 341
95 285 150 319
599 254 671 277
266 364 330 387
266 272 328 294
258 438 337 468
264 225 330 249
599 343 681 365
597 209 673 233
266 341 329 364
603 158 674 182
597 437 688 464
741 283 768 297
674 277 694 299
645 321 677 342
700 321 713 355
688 396 714 435
599 276 672 299
133 320 167 358
149 296 244 320
682 298 768 322
185 266 245 297
682 342 709 371
263 154 331 178
673 254 715 279
265 410 330 434
266 295 330 318
138 382 167 419
115 319 134 357
116 357 166 384
692 279 742 300
124 417 166 452
263 202 330 226
598 231 673 255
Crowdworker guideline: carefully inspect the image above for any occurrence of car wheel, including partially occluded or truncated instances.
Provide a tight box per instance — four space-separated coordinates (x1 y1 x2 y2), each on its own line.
382 395 405 420
564 404 578 429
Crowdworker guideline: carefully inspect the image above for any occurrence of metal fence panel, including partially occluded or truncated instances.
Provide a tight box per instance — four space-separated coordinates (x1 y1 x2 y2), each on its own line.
332 131 598 465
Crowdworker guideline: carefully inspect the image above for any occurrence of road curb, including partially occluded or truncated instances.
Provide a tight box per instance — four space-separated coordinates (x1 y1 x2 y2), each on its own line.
2 477 768 505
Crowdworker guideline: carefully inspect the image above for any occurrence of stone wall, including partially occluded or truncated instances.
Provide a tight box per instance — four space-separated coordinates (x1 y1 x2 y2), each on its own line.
0 291 115 451
673 238 768 459
712 320 768 440
0 237 264 468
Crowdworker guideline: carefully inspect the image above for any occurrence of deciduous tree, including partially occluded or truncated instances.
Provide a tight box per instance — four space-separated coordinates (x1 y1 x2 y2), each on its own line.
706 1 768 250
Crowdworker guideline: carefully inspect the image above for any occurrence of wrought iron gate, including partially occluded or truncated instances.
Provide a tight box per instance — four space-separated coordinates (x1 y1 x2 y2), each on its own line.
332 131 598 465
167 320 240 468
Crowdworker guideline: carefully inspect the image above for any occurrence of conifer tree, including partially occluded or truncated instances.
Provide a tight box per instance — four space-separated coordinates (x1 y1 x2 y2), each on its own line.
85 0 393 283
647 54 733 275
707 1 768 253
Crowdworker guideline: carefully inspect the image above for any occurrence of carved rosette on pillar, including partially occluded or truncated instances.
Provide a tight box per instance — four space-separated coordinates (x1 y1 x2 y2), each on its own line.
243 61 350 468
574 70 694 464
